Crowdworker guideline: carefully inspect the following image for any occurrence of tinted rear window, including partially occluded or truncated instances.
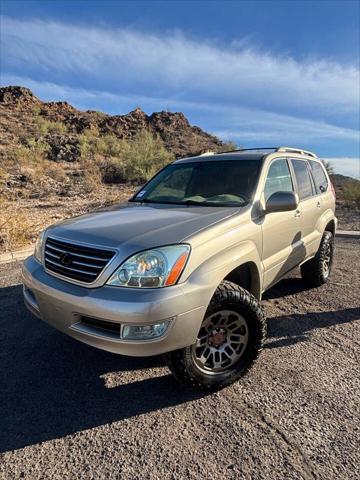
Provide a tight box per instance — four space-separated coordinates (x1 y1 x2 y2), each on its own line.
291 160 314 200
309 160 328 193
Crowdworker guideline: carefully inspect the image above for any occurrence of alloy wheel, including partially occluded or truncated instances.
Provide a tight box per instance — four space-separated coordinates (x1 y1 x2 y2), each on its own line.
191 309 249 375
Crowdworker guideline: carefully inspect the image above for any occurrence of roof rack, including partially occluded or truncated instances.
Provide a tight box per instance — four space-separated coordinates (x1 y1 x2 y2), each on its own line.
276 146 318 158
218 147 277 154
216 146 318 158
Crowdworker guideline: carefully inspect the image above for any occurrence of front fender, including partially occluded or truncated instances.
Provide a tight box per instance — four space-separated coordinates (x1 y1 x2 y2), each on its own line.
180 239 262 314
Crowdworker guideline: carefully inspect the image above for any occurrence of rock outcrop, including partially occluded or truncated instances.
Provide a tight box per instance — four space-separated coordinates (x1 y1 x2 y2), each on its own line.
0 85 226 158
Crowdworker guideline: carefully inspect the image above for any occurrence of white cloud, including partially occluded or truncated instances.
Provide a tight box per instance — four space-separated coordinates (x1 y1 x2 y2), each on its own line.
324 158 360 179
1 16 359 116
212 113 359 143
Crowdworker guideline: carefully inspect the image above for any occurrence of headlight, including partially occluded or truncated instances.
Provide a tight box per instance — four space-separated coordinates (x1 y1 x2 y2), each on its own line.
107 245 190 288
34 232 45 263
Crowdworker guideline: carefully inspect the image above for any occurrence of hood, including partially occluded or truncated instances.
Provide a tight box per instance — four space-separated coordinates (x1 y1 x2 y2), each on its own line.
47 202 241 252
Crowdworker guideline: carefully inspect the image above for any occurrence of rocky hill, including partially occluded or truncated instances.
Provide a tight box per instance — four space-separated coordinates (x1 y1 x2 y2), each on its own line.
0 86 226 160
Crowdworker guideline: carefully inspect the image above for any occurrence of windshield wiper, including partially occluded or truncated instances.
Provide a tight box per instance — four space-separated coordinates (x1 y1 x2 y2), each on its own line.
131 199 184 205
131 198 248 207
182 199 209 205
183 199 248 207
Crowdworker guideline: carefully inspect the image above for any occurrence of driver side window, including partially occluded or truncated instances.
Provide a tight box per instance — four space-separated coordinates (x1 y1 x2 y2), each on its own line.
264 159 294 202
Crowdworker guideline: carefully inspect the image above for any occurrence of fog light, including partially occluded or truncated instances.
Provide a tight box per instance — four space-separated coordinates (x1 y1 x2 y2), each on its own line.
121 320 171 340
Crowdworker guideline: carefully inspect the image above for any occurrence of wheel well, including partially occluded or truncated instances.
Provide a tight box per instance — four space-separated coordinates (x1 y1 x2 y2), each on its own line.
224 262 261 300
325 220 335 235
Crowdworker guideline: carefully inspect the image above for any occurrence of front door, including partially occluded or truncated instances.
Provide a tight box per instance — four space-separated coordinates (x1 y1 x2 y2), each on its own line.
261 158 304 290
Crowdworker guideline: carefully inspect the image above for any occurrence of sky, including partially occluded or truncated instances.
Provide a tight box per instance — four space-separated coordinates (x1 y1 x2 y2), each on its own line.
1 0 359 178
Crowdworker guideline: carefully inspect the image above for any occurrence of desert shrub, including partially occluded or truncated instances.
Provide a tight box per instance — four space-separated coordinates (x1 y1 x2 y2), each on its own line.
36 117 69 135
78 129 173 184
78 130 123 157
1 141 51 197
6 140 48 175
25 138 51 156
32 105 42 116
98 134 123 157
78 130 99 156
78 153 103 193
342 181 360 208
2 141 70 197
6 139 50 166
119 130 174 183
77 131 116 188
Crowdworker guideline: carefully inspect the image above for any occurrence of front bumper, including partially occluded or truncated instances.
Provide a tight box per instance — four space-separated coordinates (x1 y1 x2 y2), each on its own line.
22 256 207 356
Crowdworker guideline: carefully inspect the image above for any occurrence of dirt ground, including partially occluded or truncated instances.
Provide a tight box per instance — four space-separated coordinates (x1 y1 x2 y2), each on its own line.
335 203 359 231
0 238 359 480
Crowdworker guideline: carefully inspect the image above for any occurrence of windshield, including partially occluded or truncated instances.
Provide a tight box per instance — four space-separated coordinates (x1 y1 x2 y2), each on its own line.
132 160 261 207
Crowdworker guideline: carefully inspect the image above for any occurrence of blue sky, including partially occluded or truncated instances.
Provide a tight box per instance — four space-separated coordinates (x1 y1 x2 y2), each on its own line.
1 0 359 177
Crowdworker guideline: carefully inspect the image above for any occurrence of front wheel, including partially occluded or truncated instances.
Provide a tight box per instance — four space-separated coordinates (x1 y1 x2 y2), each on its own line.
301 231 334 287
164 281 267 391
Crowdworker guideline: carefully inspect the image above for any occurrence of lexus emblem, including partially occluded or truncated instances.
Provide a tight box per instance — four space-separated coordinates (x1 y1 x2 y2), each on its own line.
60 252 73 267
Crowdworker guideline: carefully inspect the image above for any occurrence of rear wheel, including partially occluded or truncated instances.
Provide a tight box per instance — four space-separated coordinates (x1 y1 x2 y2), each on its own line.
164 281 266 391
301 231 334 287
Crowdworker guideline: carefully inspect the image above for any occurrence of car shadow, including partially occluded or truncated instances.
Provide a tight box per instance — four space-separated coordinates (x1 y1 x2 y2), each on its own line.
1 283 359 453
0 284 207 453
265 306 359 349
263 277 312 299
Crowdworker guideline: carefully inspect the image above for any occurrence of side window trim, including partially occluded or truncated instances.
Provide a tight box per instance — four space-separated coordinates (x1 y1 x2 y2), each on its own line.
305 160 316 196
288 158 299 198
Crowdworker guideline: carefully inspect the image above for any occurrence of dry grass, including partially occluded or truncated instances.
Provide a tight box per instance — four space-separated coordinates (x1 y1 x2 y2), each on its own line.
0 198 35 252
0 184 137 254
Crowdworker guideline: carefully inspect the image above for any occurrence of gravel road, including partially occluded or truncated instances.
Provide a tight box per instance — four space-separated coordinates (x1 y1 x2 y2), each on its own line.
0 238 359 480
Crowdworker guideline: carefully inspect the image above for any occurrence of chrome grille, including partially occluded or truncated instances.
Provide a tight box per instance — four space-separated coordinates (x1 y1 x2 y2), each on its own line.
44 237 116 284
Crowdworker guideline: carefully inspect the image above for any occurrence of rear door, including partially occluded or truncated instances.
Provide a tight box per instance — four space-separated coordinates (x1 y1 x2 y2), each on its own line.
290 159 322 257
308 159 333 218
261 158 305 289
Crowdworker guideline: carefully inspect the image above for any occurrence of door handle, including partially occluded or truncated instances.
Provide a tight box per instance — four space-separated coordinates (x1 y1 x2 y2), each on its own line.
294 209 302 218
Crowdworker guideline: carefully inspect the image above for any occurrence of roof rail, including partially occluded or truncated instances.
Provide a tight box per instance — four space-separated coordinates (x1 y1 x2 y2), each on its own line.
276 146 318 158
216 146 318 158
218 147 277 154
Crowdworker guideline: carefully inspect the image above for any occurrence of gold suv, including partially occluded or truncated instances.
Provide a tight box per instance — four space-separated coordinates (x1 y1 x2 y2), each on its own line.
22 146 337 390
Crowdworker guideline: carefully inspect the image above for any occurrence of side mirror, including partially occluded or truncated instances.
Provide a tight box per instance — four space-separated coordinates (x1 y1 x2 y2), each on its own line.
265 191 297 213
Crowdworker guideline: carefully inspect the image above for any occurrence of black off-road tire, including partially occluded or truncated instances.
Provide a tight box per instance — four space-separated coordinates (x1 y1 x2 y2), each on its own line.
300 231 334 287
164 281 267 391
